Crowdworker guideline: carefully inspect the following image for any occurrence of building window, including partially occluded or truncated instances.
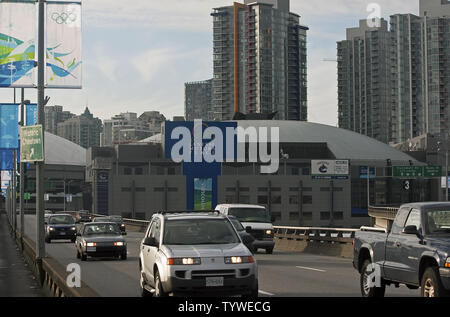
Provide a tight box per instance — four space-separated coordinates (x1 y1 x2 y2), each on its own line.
302 168 310 175
302 195 313 204
258 195 268 204
320 187 330 192
226 188 236 192
271 195 282 204
289 195 299 204
333 212 344 220
303 212 313 221
136 187 146 192
124 168 132 175
289 212 299 220
225 195 235 203
168 188 178 192
258 187 268 192
168 167 176 175
333 187 343 192
320 212 330 220
135 167 143 175
154 187 164 192
272 212 282 222
238 196 250 204
121 187 131 192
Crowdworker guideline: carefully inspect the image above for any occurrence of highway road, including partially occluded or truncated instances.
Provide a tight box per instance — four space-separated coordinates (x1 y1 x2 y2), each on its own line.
23 215 417 297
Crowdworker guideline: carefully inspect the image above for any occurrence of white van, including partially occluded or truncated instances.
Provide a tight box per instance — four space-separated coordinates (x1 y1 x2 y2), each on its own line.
215 204 275 254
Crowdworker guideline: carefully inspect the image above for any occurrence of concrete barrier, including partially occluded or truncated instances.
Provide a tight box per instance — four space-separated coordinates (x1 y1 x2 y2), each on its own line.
273 227 357 259
21 235 99 297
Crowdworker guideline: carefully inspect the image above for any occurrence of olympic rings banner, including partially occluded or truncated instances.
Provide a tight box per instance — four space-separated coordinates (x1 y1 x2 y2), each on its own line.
46 2 82 88
0 0 82 89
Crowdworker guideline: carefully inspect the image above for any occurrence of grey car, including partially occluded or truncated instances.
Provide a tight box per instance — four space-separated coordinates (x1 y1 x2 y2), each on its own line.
139 211 258 297
76 222 127 261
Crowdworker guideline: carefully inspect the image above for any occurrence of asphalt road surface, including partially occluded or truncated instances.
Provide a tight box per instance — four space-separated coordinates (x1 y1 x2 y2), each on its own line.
23 215 417 297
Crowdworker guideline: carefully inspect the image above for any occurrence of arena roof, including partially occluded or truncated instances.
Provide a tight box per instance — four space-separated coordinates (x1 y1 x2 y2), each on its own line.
139 120 418 163
45 132 86 166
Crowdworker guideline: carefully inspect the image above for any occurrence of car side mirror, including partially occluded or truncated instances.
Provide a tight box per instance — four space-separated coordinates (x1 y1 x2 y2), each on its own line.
403 225 418 235
122 232 127 236
143 237 158 247
245 226 252 234
242 234 255 245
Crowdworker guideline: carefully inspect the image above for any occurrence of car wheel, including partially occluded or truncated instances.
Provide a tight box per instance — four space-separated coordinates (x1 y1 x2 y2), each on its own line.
421 267 449 297
45 237 51 243
154 271 167 297
76 249 81 259
360 260 385 297
81 252 87 261
121 251 127 260
265 248 273 254
71 238 76 243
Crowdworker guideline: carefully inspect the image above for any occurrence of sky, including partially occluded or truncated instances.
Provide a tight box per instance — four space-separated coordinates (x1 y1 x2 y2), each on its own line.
0 0 419 126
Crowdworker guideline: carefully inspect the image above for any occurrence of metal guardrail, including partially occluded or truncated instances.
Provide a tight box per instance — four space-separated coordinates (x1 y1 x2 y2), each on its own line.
368 206 399 220
274 226 357 242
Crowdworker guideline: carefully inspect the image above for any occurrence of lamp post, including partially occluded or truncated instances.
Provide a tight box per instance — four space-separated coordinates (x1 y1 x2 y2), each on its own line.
437 133 450 202
19 94 30 245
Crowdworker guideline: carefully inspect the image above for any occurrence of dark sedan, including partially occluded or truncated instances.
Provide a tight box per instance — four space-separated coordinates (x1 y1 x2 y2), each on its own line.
93 216 126 233
45 214 77 243
76 222 127 261
228 215 256 253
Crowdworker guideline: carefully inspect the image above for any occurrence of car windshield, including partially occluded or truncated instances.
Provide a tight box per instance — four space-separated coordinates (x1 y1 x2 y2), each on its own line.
109 216 123 223
83 223 121 235
93 217 109 222
163 219 240 245
48 215 74 225
228 207 271 223
229 218 244 231
425 208 450 235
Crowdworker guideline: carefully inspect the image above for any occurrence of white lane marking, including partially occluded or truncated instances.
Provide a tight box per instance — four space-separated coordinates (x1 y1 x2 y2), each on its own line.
295 266 326 273
259 290 275 296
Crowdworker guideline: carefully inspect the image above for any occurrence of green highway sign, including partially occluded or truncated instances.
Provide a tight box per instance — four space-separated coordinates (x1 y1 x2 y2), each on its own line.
424 166 442 178
20 125 44 163
393 166 442 178
24 193 31 200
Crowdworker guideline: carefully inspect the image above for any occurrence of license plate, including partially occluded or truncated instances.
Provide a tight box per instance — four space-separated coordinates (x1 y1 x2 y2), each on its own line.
59 232 66 235
87 247 96 252
206 277 224 287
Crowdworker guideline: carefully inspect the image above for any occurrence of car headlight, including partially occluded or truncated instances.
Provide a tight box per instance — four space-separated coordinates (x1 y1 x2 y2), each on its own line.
114 242 124 246
445 258 450 268
71 227 77 231
49 227 55 231
225 256 254 264
120 224 125 227
86 242 96 247
167 258 201 265
265 230 273 235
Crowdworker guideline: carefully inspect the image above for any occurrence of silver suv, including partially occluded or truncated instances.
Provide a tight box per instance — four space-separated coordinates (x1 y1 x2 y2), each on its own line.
139 211 258 297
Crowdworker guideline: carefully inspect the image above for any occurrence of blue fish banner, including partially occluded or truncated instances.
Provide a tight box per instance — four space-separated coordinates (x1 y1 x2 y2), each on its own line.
26 104 38 126
0 103 19 149
0 1 36 88
0 1 82 89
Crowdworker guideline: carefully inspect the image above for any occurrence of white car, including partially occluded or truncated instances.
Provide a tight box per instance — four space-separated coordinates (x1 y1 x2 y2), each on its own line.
139 211 258 297
215 204 275 254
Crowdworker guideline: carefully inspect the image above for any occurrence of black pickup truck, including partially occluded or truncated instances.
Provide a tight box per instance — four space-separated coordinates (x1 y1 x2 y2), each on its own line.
353 202 450 297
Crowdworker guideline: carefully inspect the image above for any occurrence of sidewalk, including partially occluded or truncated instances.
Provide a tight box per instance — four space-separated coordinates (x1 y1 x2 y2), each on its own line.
0 213 43 297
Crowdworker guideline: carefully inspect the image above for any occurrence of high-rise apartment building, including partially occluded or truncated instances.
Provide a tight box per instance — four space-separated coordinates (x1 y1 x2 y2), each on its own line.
211 0 308 121
57 107 102 149
337 19 392 144
101 112 157 146
44 105 75 135
338 2 450 144
185 79 214 121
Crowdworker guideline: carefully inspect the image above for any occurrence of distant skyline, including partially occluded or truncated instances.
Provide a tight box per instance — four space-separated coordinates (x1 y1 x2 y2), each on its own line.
0 0 419 125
